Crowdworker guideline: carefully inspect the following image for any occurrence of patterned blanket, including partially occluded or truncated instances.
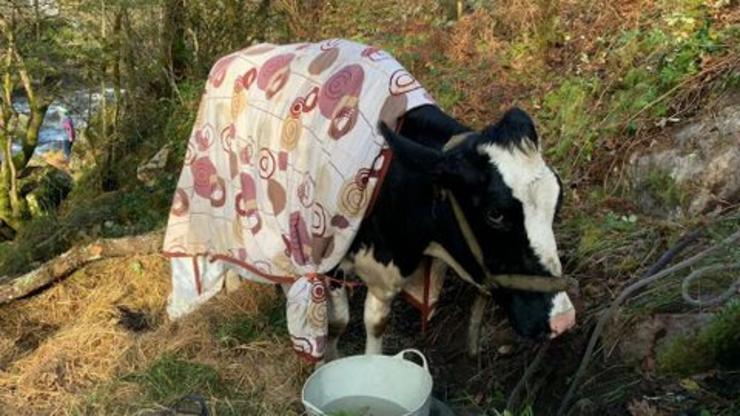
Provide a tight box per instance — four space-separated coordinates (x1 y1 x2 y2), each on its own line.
163 39 434 361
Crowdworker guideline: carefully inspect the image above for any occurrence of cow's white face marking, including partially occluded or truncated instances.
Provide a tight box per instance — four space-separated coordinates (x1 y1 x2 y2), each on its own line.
479 142 562 277
479 141 575 335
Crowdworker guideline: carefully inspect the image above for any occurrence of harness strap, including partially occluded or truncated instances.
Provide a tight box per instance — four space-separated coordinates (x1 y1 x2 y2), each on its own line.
443 189 577 294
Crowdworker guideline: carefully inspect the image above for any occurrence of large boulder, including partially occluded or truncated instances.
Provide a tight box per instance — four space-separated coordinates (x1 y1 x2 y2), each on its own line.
629 97 740 217
136 143 171 187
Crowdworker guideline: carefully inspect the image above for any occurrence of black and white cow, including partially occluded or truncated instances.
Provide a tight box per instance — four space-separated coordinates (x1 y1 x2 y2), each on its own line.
323 105 576 359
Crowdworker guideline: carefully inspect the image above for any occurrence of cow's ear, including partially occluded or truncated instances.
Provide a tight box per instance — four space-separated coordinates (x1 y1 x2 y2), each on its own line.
437 142 489 189
378 121 487 189
378 121 443 174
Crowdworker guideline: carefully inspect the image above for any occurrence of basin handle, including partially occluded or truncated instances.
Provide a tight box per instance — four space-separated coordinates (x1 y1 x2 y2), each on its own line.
393 348 429 371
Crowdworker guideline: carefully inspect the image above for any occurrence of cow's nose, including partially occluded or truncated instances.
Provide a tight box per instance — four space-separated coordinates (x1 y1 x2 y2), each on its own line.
549 292 576 339
549 309 576 338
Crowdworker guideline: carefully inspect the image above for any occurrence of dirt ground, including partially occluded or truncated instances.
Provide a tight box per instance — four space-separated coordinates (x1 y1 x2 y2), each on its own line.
0 249 736 415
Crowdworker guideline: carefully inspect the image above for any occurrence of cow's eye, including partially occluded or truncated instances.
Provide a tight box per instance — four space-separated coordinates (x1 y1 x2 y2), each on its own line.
486 209 505 228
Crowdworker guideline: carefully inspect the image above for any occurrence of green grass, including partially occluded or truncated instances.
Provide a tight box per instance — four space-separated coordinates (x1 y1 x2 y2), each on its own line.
214 315 259 347
75 354 265 415
126 354 227 403
657 300 740 376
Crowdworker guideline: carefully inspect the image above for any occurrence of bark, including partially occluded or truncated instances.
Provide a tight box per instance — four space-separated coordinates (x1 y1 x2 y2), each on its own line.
21 102 49 164
161 0 187 82
0 230 164 305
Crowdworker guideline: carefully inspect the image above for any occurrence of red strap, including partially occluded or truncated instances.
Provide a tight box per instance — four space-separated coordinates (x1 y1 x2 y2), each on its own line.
192 256 203 295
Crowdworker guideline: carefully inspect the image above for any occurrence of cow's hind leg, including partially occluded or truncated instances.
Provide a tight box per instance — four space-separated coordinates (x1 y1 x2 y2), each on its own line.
325 285 350 361
364 290 395 354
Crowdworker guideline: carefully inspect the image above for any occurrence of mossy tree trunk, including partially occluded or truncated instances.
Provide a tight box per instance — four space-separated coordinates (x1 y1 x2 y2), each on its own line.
0 16 26 224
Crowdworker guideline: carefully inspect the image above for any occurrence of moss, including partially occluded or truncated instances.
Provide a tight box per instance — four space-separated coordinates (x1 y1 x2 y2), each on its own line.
657 301 740 376
643 168 687 208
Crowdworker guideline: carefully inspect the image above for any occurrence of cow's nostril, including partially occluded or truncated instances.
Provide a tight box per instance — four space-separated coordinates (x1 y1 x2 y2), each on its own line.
549 309 576 338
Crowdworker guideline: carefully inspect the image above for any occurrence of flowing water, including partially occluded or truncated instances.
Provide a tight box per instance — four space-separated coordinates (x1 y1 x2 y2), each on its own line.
6 87 117 159
321 395 409 416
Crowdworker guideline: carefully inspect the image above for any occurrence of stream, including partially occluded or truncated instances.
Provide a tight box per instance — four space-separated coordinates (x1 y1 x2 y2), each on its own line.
7 87 117 158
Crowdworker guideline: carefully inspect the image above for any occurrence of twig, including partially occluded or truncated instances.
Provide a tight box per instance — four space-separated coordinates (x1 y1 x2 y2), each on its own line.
644 229 704 277
507 341 550 412
682 262 740 306
557 229 740 416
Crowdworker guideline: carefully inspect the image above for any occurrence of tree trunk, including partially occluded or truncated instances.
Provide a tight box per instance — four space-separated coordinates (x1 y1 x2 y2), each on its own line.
21 103 49 164
161 0 188 83
0 230 164 304
0 134 12 221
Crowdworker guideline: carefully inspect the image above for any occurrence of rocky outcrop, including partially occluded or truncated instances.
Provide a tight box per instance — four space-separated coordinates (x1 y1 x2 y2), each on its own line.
136 144 171 187
630 98 740 217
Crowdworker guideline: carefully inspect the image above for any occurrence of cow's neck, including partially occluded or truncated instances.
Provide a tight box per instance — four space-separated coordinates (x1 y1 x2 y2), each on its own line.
352 105 486 282
400 106 488 282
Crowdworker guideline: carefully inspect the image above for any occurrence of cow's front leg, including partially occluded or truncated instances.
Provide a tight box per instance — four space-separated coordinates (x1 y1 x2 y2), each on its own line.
325 285 350 361
354 247 405 355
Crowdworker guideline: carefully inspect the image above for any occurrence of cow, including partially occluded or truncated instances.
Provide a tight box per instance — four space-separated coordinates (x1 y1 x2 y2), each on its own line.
322 105 576 360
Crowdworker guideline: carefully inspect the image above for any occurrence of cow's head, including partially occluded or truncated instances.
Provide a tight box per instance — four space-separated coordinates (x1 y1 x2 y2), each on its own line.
379 107 575 340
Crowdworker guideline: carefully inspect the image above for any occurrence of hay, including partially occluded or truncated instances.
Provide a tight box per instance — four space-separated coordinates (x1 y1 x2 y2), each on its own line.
0 254 307 415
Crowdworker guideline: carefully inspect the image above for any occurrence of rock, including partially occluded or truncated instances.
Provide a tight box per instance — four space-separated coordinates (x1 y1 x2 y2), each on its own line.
629 97 740 217
137 144 171 187
616 313 714 371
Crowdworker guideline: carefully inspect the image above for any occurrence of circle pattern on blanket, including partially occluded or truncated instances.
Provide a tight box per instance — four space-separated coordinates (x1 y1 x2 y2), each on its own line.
308 47 339 75
267 178 287 215
389 68 423 96
311 281 326 302
239 143 253 164
291 336 313 355
319 64 364 117
337 176 369 217
280 117 302 151
231 91 246 119
195 125 214 152
171 188 189 216
191 157 218 198
209 54 237 88
220 124 235 151
307 301 327 329
297 175 315 208
311 203 327 236
257 53 295 100
303 87 319 112
320 38 342 51
242 43 276 56
210 177 226 207
184 142 196 166
258 148 276 179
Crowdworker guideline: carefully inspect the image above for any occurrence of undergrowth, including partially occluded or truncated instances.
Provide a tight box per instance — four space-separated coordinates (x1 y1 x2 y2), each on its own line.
657 300 740 375
2 0 738 414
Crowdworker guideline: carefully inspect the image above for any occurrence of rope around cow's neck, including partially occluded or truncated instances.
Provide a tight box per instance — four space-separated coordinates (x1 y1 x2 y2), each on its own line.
441 188 577 294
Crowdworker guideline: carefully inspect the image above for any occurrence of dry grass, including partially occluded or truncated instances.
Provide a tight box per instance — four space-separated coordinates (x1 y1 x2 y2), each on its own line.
0 255 308 415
